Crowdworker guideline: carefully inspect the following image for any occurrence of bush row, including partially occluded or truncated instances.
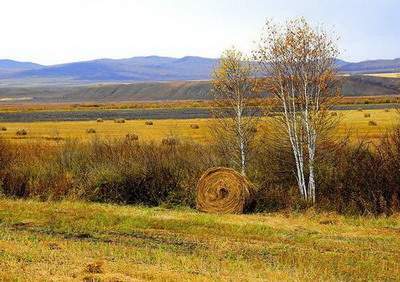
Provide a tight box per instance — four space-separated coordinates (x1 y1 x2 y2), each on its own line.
0 132 399 215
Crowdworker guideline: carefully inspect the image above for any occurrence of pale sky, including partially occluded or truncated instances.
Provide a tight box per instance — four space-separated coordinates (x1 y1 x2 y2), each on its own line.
1 0 398 65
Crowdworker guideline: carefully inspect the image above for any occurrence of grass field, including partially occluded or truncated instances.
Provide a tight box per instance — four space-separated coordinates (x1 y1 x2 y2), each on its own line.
365 73 400 78
0 199 399 281
0 109 398 144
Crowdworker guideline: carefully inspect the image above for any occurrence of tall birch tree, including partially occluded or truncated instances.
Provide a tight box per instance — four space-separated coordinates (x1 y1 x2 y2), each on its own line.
254 18 339 203
211 48 259 176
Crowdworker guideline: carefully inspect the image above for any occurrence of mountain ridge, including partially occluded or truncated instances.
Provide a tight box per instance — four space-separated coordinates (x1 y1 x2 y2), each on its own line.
0 56 399 86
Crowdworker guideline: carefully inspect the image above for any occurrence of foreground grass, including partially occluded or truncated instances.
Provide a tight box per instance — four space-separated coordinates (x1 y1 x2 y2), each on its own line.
0 199 399 281
0 109 398 144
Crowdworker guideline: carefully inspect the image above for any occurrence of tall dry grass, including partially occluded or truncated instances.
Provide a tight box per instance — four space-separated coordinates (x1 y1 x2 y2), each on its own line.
0 132 399 215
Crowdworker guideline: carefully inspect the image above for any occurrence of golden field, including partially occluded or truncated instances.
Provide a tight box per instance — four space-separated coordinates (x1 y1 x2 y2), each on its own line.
0 109 398 144
0 199 399 281
364 73 400 78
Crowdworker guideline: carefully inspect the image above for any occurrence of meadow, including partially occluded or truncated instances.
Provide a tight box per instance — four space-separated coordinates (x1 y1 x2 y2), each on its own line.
0 109 398 144
0 105 399 281
0 199 399 281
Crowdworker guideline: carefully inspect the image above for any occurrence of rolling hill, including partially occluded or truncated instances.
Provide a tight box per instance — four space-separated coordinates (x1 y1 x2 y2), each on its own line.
0 76 399 103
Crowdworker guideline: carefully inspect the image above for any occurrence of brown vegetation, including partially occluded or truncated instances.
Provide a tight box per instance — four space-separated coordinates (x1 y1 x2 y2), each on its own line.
0 133 398 215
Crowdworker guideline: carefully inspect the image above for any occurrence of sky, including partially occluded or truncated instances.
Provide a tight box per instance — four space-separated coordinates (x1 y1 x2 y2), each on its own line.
0 0 398 65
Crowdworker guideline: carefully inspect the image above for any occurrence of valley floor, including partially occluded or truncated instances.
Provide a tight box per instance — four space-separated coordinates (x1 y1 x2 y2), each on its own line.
0 199 399 281
0 109 398 144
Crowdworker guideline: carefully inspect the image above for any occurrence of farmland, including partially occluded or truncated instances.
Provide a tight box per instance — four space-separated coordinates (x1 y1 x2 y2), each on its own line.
0 199 399 281
0 108 398 144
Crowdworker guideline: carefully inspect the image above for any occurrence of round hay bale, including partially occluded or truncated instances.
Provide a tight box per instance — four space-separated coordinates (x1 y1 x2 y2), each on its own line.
114 118 126 124
190 124 200 129
162 137 178 146
145 121 153 126
96 118 104 123
16 129 28 136
125 133 139 141
196 167 255 214
86 128 96 134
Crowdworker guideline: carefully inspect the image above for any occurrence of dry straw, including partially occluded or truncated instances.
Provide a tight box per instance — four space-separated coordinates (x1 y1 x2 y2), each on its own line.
196 167 255 214
86 128 96 134
16 129 28 136
125 133 139 141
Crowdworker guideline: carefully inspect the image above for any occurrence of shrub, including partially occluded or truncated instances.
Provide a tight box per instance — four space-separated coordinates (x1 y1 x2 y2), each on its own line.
86 128 96 134
145 121 153 125
16 129 28 136
114 119 125 124
190 124 200 129
369 120 378 126
0 133 398 215
364 113 371 118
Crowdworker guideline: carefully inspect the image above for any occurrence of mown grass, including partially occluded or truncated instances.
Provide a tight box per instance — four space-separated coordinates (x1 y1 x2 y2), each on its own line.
0 109 398 144
0 199 399 281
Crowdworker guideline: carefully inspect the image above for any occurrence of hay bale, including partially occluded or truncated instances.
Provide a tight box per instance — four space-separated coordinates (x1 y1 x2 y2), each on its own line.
357 108 363 112
125 133 139 141
162 137 178 146
369 120 378 126
114 118 125 123
1 126 7 131
86 128 96 134
96 118 104 123
190 124 200 129
364 113 371 118
330 112 338 117
384 109 390 112
16 129 28 136
196 167 255 214
145 121 153 125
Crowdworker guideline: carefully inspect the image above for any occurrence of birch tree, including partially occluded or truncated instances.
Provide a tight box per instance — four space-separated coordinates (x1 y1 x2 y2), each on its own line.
211 48 259 176
254 18 339 203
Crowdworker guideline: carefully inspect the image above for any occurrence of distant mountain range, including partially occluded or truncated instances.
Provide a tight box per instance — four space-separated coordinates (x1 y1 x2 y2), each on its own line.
0 56 399 86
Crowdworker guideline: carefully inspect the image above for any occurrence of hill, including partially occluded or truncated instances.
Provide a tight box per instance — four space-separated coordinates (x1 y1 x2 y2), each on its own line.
340 58 400 74
0 56 219 84
0 56 399 85
0 59 43 76
0 76 399 103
